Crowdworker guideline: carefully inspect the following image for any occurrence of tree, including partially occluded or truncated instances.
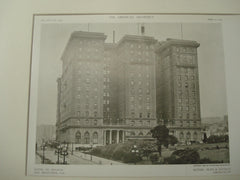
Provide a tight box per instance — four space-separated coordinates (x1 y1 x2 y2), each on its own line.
203 133 207 143
150 125 171 156
167 135 178 146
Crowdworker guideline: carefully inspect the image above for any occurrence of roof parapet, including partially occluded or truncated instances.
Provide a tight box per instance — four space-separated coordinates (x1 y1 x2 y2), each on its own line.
156 38 200 53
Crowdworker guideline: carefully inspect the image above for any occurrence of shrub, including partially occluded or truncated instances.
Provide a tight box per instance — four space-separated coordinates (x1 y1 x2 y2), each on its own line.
122 152 142 164
166 149 200 164
149 153 159 164
112 149 126 161
206 135 229 143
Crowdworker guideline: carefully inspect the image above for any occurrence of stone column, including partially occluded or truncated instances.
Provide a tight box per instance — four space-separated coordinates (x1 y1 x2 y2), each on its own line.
122 131 125 143
109 130 112 144
103 130 106 145
116 130 119 144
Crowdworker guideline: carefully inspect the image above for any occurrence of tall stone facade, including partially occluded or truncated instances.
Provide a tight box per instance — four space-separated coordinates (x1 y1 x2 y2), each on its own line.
56 31 202 146
155 39 201 143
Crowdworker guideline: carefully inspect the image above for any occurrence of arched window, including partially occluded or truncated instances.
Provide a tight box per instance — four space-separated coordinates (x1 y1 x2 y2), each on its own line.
186 132 191 140
93 132 98 144
84 131 90 144
179 132 184 140
193 132 198 141
75 131 81 143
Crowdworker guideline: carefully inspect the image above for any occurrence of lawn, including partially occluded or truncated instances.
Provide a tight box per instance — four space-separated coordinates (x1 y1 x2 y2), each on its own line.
89 141 230 164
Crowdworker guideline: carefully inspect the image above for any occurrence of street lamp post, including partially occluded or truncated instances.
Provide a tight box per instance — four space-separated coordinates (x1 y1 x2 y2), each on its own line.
71 142 74 155
131 145 139 165
61 145 68 164
90 143 93 161
55 145 61 164
41 143 47 164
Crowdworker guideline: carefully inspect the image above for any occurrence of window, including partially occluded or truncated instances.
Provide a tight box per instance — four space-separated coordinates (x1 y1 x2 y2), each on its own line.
139 113 142 118
193 132 198 141
186 132 191 140
179 106 182 111
180 121 183 127
93 132 98 144
179 113 182 118
77 111 80 117
146 89 150 94
84 132 90 144
193 113 197 118
85 111 89 117
75 131 81 143
131 112 135 118
147 120 151 126
147 113 150 118
178 90 182 96
131 120 135 126
192 91 196 97
192 83 195 88
146 104 150 110
94 111 97 117
179 132 184 140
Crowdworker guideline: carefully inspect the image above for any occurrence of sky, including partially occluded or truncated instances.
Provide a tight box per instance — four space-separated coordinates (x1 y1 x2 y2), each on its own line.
37 22 228 125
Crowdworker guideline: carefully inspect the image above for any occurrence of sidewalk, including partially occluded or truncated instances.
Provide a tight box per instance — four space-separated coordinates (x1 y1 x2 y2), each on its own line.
73 151 124 165
37 150 124 165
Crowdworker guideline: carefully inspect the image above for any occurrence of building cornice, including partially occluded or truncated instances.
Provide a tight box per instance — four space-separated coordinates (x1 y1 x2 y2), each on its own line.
156 38 200 53
117 35 158 47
